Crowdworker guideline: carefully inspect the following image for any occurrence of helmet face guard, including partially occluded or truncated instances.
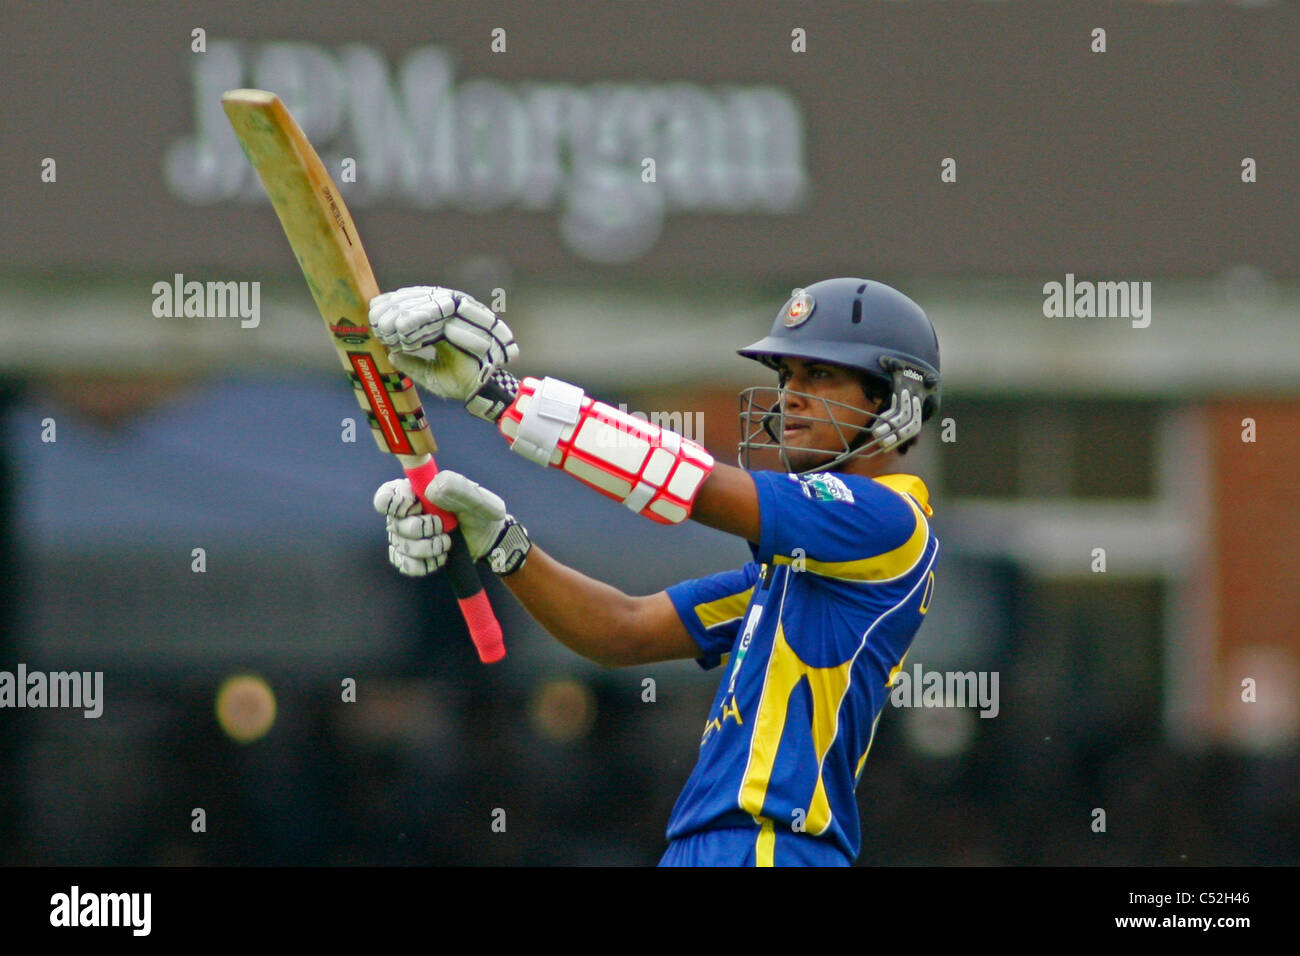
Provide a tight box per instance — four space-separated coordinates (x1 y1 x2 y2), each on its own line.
737 367 927 474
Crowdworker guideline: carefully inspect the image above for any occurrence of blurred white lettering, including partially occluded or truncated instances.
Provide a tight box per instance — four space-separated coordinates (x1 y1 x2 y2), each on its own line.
165 41 809 263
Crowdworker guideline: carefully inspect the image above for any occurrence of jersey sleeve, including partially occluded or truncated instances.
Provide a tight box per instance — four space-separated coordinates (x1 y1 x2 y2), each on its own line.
666 564 761 670
750 470 924 576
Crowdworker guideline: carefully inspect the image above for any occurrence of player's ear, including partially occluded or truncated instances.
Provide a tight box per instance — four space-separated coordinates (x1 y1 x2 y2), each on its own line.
857 373 885 413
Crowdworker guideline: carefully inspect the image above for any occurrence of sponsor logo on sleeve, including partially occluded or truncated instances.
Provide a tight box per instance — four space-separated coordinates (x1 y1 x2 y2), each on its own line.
795 473 854 503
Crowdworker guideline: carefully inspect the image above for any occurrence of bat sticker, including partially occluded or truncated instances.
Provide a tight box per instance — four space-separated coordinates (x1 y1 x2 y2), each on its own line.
347 352 415 454
330 320 370 345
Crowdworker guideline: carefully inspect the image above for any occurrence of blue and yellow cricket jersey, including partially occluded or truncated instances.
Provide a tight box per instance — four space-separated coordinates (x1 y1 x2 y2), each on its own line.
664 470 938 865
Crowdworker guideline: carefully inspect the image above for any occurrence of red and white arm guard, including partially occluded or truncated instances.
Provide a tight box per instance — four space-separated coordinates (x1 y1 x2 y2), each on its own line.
497 376 715 524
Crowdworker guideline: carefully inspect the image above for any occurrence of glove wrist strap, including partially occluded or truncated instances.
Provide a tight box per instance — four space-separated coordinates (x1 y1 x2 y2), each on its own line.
465 369 521 424
485 517 532 576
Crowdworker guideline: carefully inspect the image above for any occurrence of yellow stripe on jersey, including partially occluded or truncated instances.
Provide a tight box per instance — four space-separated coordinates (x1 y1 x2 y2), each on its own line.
918 571 935 614
739 622 854 835
755 818 776 867
694 586 756 630
770 494 928 582
886 651 911 689
873 473 934 516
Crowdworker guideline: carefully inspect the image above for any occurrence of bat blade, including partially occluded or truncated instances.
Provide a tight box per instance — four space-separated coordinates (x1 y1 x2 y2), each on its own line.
221 89 426 457
221 88 505 664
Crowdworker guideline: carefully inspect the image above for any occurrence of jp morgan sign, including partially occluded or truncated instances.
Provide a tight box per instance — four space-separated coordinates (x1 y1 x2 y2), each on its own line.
166 42 809 264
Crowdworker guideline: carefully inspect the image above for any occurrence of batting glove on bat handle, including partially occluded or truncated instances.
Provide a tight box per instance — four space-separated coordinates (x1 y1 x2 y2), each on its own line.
371 287 519 405
404 459 506 664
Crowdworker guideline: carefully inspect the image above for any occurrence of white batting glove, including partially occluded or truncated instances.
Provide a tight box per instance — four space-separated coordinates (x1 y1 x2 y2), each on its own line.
373 478 453 577
369 287 520 406
373 473 532 577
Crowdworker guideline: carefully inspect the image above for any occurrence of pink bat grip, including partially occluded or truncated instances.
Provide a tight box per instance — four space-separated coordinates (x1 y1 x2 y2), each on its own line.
404 457 506 664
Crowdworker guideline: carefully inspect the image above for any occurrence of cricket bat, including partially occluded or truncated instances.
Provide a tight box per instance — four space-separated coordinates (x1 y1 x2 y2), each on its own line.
221 88 505 664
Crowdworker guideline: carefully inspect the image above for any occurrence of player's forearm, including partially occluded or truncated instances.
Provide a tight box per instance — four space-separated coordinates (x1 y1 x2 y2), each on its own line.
500 545 676 668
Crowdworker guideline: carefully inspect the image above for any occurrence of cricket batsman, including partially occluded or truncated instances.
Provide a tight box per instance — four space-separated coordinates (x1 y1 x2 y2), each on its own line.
369 277 941 866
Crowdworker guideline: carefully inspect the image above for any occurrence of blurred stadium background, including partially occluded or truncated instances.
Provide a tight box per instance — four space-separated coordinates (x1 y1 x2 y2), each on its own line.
2 1 1297 866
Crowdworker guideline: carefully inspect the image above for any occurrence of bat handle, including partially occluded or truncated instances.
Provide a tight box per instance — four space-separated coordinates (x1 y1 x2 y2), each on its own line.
403 457 506 664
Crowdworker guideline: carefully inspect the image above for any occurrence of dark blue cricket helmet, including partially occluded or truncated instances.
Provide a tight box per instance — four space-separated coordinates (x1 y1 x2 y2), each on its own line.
738 278 941 421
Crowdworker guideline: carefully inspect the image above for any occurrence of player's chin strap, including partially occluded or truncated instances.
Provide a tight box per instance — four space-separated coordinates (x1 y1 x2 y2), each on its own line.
466 373 715 524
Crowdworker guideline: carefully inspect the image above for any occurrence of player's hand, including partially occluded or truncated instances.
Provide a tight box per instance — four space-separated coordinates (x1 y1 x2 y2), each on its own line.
369 286 519 404
373 478 453 577
373 473 532 577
